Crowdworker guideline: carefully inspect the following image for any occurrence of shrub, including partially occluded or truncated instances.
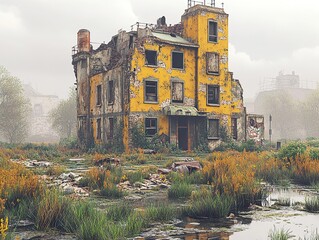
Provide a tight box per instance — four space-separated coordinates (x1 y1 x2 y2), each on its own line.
278 142 307 163
309 148 319 160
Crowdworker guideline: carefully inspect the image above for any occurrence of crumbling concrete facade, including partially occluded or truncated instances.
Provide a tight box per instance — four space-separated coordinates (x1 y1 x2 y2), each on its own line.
72 4 264 151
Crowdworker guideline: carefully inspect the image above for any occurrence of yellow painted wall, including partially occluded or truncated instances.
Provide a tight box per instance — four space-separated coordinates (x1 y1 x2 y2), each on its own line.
182 6 243 130
130 42 196 136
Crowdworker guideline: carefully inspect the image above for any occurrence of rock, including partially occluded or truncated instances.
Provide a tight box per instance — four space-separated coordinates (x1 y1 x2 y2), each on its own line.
175 165 189 174
172 161 202 173
14 220 35 228
69 172 78 179
133 181 144 188
63 185 75 194
94 157 120 166
59 173 70 180
143 149 156 154
159 183 169 188
158 168 171 174
124 195 143 201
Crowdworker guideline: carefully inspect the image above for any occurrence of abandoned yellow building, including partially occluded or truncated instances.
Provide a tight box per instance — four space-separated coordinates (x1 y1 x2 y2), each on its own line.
72 2 264 151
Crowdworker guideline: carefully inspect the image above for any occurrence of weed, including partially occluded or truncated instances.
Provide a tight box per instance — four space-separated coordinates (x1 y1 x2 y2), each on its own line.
305 196 319 213
268 226 293 240
184 193 234 219
106 203 133 221
168 182 192 199
145 203 178 222
276 197 291 207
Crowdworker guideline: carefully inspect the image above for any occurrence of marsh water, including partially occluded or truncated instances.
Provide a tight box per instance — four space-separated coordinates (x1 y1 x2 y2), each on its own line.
172 186 319 240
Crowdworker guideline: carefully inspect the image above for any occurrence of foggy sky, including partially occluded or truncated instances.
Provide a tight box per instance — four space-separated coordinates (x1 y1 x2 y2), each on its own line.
1 0 319 99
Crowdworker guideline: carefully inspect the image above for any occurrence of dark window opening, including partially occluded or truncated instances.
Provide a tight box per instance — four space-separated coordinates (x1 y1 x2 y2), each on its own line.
96 85 102 106
208 119 219 139
207 52 219 74
208 21 218 42
207 85 220 105
108 80 114 104
145 80 158 102
109 118 114 140
145 118 157 137
129 35 134 49
113 36 118 49
145 50 157 66
81 59 87 68
97 118 101 140
172 51 184 69
171 82 184 103
231 118 238 140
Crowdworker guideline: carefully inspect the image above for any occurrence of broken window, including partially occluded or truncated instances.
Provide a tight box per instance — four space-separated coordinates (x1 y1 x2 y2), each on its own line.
96 85 102 106
145 118 157 137
108 80 114 104
208 20 218 42
172 51 184 69
231 118 238 140
145 50 157 66
207 119 219 139
207 85 220 105
109 118 114 140
171 81 184 103
207 52 219 74
96 118 101 140
144 79 158 103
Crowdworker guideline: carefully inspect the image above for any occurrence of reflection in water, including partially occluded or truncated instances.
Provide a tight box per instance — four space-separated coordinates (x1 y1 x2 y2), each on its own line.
174 186 319 240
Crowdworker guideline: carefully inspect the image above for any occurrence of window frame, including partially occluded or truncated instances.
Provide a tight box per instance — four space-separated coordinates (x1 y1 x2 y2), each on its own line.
96 118 102 140
207 119 219 139
145 50 158 66
109 117 114 140
208 20 218 43
107 80 114 105
206 52 220 75
171 51 184 70
171 80 184 104
145 118 158 137
96 84 102 106
231 118 238 140
144 78 158 103
207 84 220 106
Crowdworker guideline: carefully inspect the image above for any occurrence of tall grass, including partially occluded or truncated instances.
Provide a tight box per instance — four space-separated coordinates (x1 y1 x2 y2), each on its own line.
145 203 178 222
168 182 192 199
268 227 293 240
305 196 319 213
184 188 234 218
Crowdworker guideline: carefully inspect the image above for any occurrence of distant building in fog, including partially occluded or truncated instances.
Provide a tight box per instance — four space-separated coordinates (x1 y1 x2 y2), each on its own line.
252 71 316 140
23 84 60 143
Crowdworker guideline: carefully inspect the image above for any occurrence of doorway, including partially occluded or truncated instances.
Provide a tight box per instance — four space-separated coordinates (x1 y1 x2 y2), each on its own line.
178 118 188 150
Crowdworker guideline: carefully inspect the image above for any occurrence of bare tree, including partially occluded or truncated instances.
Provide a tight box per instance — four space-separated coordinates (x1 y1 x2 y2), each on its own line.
0 66 31 143
50 88 77 139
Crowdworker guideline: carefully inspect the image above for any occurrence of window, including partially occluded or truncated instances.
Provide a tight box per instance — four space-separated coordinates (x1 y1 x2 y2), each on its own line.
109 118 114 140
145 118 157 137
34 104 43 117
207 85 220 105
231 118 238 140
145 50 157 66
96 85 102 106
207 52 219 74
208 119 219 139
144 79 158 103
171 81 184 103
96 118 101 140
81 59 87 68
172 51 184 69
208 20 218 42
108 80 114 104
